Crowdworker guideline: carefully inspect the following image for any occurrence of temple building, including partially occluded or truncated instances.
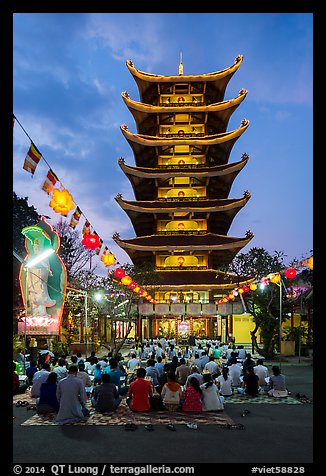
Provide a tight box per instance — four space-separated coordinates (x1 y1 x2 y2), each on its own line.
113 55 256 343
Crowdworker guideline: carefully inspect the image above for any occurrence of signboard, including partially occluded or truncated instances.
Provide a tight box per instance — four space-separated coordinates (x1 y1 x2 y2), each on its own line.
18 217 67 335
154 303 170 315
217 302 232 316
201 303 217 315
138 303 154 316
186 303 201 315
170 303 185 315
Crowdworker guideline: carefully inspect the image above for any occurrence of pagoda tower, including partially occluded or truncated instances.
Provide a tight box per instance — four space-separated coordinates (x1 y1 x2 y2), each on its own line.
113 55 254 341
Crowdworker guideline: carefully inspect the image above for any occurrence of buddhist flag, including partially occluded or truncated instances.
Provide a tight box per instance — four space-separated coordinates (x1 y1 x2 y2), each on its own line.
82 220 91 235
69 206 82 229
101 246 109 258
41 169 58 195
299 255 313 270
23 142 42 175
94 233 103 255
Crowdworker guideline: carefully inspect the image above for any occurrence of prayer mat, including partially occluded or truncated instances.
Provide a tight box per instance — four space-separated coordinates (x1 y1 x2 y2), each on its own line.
222 393 303 404
19 399 242 429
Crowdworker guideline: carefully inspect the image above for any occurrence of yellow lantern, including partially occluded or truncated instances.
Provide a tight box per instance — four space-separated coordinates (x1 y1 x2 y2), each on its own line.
269 273 281 284
50 188 75 216
101 252 116 267
121 275 132 286
250 283 258 291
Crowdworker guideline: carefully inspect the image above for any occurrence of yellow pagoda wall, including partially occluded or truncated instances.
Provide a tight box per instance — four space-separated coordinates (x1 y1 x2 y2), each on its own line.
232 313 260 345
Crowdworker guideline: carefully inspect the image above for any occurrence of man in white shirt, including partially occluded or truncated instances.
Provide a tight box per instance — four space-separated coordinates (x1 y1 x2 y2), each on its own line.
203 356 220 376
254 359 269 387
127 353 140 371
228 357 242 387
31 363 51 397
53 358 68 381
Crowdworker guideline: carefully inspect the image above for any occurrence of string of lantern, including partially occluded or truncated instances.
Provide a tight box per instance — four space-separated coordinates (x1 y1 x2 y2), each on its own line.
215 260 312 305
13 114 155 301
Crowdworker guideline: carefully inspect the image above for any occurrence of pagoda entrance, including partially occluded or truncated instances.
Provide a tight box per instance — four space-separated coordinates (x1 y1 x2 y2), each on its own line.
150 316 214 341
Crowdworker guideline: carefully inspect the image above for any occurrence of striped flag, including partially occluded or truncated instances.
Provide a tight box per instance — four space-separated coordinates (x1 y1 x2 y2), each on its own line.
41 169 58 195
23 142 42 175
82 220 91 235
94 233 103 255
69 206 82 229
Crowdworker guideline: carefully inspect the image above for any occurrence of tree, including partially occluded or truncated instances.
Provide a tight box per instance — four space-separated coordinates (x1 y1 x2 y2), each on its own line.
228 247 292 359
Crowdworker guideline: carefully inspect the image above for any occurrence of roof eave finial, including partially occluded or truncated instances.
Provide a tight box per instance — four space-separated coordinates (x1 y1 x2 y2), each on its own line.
178 51 183 75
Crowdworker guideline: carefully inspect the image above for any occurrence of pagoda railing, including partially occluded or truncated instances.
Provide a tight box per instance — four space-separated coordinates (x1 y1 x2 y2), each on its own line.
157 197 207 201
156 265 207 270
158 102 205 107
158 133 205 138
156 230 206 235
156 164 207 169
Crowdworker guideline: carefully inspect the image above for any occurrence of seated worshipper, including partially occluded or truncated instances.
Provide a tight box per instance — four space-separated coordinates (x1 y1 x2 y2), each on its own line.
242 353 256 376
157 363 171 394
185 365 204 388
175 358 191 386
26 360 38 385
105 358 128 396
13 362 29 395
127 353 141 371
77 362 92 398
145 359 160 390
31 363 51 397
85 357 98 375
198 351 210 371
161 372 183 412
267 365 288 397
191 353 202 370
215 366 233 397
53 358 68 382
55 365 88 424
91 373 122 413
237 345 247 362
127 367 153 412
228 357 242 388
36 372 60 414
237 365 259 396
203 356 220 376
93 364 102 385
200 372 224 411
253 359 269 391
154 356 165 377
182 376 202 412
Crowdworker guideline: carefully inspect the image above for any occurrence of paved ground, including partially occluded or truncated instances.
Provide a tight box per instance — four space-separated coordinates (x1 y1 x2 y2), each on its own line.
12 360 314 469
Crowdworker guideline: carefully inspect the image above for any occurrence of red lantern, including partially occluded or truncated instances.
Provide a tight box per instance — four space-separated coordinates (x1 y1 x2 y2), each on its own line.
114 268 126 279
128 281 137 289
285 267 297 279
242 285 250 293
82 233 101 250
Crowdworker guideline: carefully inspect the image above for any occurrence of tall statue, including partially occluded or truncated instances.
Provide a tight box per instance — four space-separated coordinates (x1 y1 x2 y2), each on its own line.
19 217 67 336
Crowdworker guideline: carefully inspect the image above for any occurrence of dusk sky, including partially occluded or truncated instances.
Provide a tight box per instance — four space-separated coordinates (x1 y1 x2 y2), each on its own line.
13 13 313 275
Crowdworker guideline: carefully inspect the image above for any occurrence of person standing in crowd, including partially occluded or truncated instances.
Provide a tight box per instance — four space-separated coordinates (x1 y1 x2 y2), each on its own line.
127 367 153 412
182 376 202 412
200 373 224 411
31 363 51 397
91 373 122 413
36 372 60 414
55 365 88 424
161 372 183 412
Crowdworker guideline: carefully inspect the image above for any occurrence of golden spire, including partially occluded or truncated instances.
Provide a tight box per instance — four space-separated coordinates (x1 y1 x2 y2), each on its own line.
178 52 183 75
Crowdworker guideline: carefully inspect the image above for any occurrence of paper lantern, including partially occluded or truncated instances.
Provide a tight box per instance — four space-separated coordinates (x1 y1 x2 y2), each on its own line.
82 233 101 250
114 268 126 279
101 252 116 267
242 285 250 293
269 273 281 284
128 281 137 290
285 267 297 279
49 188 75 216
121 275 132 286
250 283 258 291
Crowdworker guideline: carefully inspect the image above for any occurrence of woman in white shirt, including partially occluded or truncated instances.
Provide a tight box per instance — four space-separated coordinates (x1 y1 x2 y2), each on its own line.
215 366 233 396
200 373 224 411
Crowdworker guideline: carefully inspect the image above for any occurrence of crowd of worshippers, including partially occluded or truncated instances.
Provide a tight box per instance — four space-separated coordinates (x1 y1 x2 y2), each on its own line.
13 339 289 423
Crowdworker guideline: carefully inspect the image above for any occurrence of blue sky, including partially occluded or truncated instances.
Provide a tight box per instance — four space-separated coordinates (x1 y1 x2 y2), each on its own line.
13 13 313 274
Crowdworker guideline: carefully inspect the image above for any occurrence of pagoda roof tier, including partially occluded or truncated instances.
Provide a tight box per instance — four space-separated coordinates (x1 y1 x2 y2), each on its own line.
121 90 247 135
118 155 249 201
120 120 249 167
112 232 253 268
126 56 244 104
146 270 255 291
115 193 250 236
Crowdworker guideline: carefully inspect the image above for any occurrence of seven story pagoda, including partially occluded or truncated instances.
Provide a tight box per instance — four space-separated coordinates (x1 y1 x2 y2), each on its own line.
113 55 255 341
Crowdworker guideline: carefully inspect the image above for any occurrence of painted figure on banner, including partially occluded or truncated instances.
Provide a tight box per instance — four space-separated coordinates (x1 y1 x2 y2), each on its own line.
19 217 67 335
